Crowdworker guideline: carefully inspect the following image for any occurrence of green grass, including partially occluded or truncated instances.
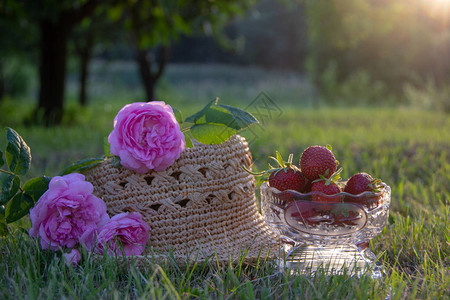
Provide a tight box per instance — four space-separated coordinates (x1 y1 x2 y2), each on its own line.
0 63 449 299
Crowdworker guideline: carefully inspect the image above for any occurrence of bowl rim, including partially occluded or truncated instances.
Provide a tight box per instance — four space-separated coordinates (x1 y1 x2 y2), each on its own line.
260 181 391 200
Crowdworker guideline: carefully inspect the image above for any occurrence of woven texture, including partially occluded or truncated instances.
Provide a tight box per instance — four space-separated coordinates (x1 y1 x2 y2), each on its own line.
84 135 279 264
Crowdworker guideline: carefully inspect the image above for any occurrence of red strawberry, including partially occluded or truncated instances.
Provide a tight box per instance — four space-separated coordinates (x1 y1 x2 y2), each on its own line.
344 172 379 194
267 152 306 191
269 168 306 192
300 145 337 181
302 179 313 193
310 168 343 203
344 172 383 207
244 151 307 192
311 180 342 203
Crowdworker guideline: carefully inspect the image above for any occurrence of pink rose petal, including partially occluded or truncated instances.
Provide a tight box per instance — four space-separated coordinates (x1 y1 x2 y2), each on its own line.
96 212 150 256
63 249 81 266
29 174 110 251
108 101 185 173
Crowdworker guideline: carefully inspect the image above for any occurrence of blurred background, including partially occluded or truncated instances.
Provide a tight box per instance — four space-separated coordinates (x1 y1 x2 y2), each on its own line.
0 0 449 177
1 2 449 294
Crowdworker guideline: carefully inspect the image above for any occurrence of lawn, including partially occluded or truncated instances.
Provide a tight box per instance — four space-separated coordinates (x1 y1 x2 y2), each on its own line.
0 63 449 299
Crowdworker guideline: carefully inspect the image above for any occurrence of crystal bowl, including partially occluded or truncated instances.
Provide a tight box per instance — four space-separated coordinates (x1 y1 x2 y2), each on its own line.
260 182 391 276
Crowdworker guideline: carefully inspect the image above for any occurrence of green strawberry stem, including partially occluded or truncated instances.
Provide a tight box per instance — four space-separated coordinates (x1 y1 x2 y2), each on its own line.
369 178 383 192
242 151 300 176
312 167 343 186
241 165 280 176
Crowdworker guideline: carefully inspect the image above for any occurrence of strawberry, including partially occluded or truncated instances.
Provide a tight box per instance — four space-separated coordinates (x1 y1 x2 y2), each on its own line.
244 151 307 192
302 179 313 193
300 145 337 181
267 152 306 192
311 180 342 203
344 172 383 207
344 172 380 195
269 168 306 192
311 168 343 203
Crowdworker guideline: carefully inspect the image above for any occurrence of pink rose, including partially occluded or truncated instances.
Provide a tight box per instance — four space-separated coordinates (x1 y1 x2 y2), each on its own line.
29 173 110 251
96 212 150 256
63 249 81 266
108 101 185 173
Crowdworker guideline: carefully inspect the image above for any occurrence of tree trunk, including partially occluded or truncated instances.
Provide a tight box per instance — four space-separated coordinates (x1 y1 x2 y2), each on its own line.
135 46 169 101
136 49 155 100
34 0 99 126
77 32 94 106
79 53 89 106
37 20 70 126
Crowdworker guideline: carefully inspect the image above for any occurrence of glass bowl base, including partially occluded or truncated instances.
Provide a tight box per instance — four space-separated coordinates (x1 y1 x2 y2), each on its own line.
276 244 383 278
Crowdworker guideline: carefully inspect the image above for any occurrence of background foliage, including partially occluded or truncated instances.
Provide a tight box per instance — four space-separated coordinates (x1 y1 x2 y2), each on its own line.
304 0 450 109
2 0 449 114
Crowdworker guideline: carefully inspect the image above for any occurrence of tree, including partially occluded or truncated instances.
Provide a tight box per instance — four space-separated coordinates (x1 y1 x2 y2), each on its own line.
230 0 308 69
73 20 96 107
115 0 256 101
0 0 36 102
37 0 103 125
304 0 450 99
71 6 118 106
2 0 256 124
6 0 103 125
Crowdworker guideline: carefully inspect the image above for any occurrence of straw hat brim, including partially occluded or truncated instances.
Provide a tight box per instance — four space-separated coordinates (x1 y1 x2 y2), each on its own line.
83 135 280 265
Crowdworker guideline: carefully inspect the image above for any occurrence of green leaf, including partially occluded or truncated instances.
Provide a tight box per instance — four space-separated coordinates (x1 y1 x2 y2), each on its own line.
190 124 237 145
184 98 259 144
172 107 183 125
287 154 294 165
107 6 123 21
184 132 193 148
110 156 121 169
210 106 248 130
103 137 111 157
216 104 258 130
172 14 191 34
0 150 4 168
268 157 279 167
5 128 31 175
0 205 4 220
0 221 8 236
59 157 106 176
275 151 284 167
186 99 258 130
185 99 219 123
5 192 34 223
0 173 20 205
23 176 51 203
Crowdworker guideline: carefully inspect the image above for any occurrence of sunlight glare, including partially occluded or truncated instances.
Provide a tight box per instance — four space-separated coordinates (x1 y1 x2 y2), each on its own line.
428 0 450 6
424 0 450 23
431 0 450 6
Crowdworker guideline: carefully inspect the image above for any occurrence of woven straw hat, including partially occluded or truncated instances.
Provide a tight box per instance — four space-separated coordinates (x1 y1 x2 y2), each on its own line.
83 135 279 265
